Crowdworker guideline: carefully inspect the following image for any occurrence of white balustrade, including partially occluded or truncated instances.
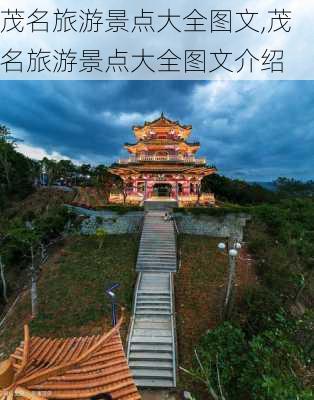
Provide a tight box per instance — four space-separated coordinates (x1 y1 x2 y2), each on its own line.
118 155 206 164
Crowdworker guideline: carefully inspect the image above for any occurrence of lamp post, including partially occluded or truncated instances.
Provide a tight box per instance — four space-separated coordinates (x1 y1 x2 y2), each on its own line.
105 283 120 326
218 239 242 319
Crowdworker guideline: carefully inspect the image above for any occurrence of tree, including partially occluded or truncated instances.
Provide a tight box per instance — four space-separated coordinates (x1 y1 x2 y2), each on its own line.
0 126 35 206
185 320 313 400
79 164 91 176
202 174 277 205
0 256 8 303
56 159 76 182
275 177 314 197
9 224 41 318
0 125 15 189
0 233 10 303
95 227 107 249
94 164 108 184
114 177 133 204
223 239 237 320
40 158 58 185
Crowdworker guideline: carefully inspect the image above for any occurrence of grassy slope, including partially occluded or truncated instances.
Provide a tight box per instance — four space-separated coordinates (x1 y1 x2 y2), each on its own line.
3 187 75 219
175 235 227 395
0 188 77 314
0 234 139 356
175 235 255 397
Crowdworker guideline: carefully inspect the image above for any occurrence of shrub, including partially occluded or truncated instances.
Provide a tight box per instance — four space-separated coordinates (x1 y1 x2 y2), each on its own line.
239 286 283 335
191 321 312 400
95 216 103 225
191 323 247 399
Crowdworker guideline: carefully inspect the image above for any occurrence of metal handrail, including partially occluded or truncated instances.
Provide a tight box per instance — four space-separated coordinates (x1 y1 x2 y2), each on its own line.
126 272 141 359
169 272 177 387
173 217 179 235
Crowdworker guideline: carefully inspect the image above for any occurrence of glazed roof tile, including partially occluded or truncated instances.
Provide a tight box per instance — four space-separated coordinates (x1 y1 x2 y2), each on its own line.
1 314 140 400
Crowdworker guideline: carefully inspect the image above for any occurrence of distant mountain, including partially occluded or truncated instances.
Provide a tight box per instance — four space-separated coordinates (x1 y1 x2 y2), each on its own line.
249 181 277 191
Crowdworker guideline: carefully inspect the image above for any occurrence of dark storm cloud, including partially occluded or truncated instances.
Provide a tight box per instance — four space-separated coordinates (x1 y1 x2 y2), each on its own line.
0 80 313 181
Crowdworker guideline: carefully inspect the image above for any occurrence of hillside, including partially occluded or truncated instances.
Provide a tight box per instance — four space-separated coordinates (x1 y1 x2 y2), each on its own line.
2 186 75 220
0 234 139 356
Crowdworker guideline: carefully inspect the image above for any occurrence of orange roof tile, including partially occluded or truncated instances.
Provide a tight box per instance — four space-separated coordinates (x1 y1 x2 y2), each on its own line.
0 313 141 400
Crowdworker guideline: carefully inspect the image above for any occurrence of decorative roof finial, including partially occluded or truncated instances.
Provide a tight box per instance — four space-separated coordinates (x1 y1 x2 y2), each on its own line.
161 112 165 119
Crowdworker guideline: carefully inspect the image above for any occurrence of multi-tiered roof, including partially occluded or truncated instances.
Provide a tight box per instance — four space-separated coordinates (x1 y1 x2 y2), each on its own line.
110 113 216 177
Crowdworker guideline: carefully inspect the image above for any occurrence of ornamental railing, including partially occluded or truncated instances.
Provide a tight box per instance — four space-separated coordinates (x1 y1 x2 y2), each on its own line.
118 155 206 164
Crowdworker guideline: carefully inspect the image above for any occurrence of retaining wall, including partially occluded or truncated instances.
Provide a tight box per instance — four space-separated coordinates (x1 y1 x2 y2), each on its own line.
66 205 144 235
174 212 250 241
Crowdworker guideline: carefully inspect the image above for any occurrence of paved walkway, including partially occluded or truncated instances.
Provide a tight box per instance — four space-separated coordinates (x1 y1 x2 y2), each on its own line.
127 211 177 388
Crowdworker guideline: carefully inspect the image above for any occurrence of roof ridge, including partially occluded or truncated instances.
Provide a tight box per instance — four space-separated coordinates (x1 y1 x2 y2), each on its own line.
17 312 124 388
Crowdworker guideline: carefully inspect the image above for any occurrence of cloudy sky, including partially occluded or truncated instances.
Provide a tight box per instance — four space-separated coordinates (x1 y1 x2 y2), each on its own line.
1 80 314 181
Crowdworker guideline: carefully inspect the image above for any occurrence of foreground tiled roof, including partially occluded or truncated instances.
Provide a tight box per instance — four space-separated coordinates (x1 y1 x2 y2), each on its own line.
0 314 141 400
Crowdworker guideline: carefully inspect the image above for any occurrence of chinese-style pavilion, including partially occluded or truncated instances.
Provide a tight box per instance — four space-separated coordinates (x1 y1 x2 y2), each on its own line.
109 114 216 206
0 312 141 400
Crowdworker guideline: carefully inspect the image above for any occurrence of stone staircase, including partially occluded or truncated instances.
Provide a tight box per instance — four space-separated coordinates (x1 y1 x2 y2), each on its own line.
137 212 177 273
127 211 177 388
144 199 178 212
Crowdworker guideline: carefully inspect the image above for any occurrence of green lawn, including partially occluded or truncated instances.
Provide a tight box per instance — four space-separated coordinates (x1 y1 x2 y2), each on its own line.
175 235 228 397
0 234 139 355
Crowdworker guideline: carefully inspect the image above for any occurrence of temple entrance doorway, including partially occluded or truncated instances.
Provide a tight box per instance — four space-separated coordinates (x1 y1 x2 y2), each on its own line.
153 183 172 197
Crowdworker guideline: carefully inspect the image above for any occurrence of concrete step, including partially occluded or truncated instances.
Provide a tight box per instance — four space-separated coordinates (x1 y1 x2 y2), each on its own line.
138 256 176 260
137 267 176 272
141 239 174 241
135 315 171 322
136 303 170 310
139 269 174 274
140 243 175 247
138 266 176 270
137 262 176 266
137 303 171 308
139 278 170 283
139 249 175 253
139 251 175 254
140 242 175 244
142 232 174 235
140 273 170 278
137 290 170 294
137 298 170 303
140 244 175 247
132 329 172 337
141 236 174 240
130 344 172 353
137 259 176 263
134 378 175 388
137 301 171 306
137 291 170 296
137 263 176 267
136 305 171 311
141 238 175 241
141 235 175 238
131 335 173 344
138 252 176 255
141 242 175 245
129 352 173 361
138 259 176 263
134 321 171 329
137 300 171 305
128 212 177 388
142 230 174 233
139 280 170 285
132 369 173 379
139 279 169 284
136 311 171 317
129 360 173 370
